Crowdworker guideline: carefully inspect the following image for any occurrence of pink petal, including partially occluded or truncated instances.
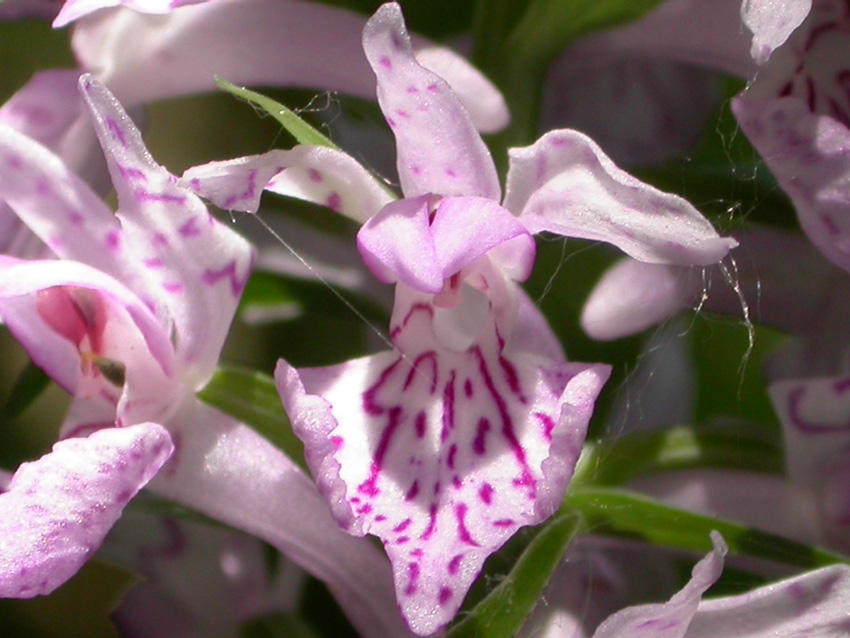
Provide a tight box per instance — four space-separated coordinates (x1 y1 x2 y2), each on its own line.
506 129 737 266
184 146 394 223
53 0 203 27
148 398 414 638
0 258 175 394
0 1 61 20
581 259 693 341
685 564 850 637
0 422 173 597
362 2 501 200
276 308 609 634
741 0 812 64
79 75 254 385
71 0 507 133
0 122 130 276
590 532 727 638
733 96 850 275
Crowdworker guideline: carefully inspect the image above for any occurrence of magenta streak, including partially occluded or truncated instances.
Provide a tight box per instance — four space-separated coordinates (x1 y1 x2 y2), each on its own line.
473 418 490 455
464 379 473 397
106 117 128 148
473 347 536 496
455 503 479 546
499 356 526 402
202 260 250 296
223 170 258 209
404 351 438 394
447 444 457 470
438 587 452 606
479 483 493 505
134 189 187 205
787 385 850 433
117 164 147 182
359 406 402 496
394 518 412 533
492 519 514 528
423 504 437 539
391 303 433 340
440 371 457 443
405 480 420 501
405 562 419 596
362 357 402 415
414 411 426 438
448 554 463 575
178 217 201 237
536 412 556 441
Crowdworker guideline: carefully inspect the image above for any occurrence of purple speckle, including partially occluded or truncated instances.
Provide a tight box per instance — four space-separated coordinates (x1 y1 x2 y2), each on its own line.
395 536 410 544
464 379 473 397
152 233 169 247
493 519 514 528
105 230 121 251
445 168 457 178
447 444 457 469
479 483 493 505
68 211 84 225
394 518 412 533
326 192 341 211
144 258 164 269
379 55 393 71
406 86 420 94
162 281 185 295
405 562 420 596
473 418 490 455
106 117 128 148
438 586 452 606
178 217 201 237
456 503 479 546
448 554 462 575
308 168 323 182
405 480 420 501
427 83 440 93
414 412 426 438
423 504 437 539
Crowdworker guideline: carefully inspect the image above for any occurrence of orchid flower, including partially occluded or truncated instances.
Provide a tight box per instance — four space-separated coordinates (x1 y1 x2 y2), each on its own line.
0 77 415 638
202 3 742 633
530 532 850 638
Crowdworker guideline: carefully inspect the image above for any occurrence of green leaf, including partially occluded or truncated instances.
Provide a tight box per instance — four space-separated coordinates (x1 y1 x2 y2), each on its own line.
216 78 340 150
447 513 581 638
565 487 849 569
1 361 50 421
506 0 668 69
197 366 307 472
574 423 784 488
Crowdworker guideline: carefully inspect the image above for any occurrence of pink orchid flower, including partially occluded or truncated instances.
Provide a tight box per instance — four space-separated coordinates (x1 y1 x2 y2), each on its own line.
0 76 417 638
185 3 739 633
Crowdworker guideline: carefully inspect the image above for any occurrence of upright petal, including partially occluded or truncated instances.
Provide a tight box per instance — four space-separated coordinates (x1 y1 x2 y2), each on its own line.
505 130 737 266
0 423 173 598
79 75 253 385
71 0 508 133
362 2 500 200
590 532 726 638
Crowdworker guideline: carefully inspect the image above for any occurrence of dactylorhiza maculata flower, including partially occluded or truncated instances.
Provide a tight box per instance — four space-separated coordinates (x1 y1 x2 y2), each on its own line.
177 3 737 633
0 76 418 638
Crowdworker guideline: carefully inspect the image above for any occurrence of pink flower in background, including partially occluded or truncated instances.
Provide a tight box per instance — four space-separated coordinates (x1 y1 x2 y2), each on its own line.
265 3 737 633
0 77 413 638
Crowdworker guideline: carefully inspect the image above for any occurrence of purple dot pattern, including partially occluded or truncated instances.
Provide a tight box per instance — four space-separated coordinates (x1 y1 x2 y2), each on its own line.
0 423 173 598
280 291 609 634
362 3 501 201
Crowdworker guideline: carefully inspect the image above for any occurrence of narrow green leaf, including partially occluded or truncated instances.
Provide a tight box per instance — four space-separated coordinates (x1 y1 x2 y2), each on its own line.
197 366 306 472
216 78 340 150
574 424 784 488
2 361 50 421
565 487 849 569
447 513 581 638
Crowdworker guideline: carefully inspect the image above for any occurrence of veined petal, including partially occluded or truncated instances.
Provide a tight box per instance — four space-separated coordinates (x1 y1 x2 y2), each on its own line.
0 423 173 598
0 123 130 276
54 0 202 27
733 96 850 275
506 129 737 266
362 2 501 200
71 0 507 133
0 258 174 394
685 564 850 637
277 306 609 634
741 0 812 64
184 145 394 224
590 532 727 638
79 75 254 385
148 397 413 638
